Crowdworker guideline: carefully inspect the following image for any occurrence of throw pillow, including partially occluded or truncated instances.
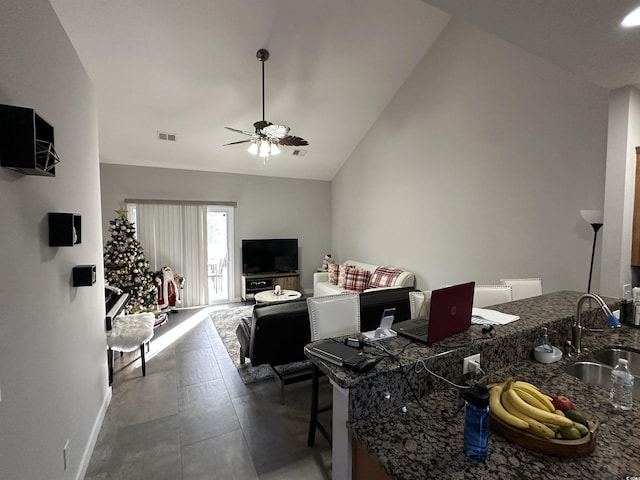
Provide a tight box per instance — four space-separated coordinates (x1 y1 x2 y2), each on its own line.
327 263 339 285
343 267 372 293
337 264 355 288
368 266 404 289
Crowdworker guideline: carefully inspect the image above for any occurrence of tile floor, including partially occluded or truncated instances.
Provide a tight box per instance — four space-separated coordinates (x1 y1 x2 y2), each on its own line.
85 304 332 480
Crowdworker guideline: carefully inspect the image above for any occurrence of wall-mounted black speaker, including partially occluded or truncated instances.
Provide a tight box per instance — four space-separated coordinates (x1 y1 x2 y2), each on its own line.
73 265 96 287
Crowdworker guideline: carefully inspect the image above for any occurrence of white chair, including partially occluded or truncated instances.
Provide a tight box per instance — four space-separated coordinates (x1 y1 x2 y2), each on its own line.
409 290 432 318
306 293 360 446
473 285 513 308
106 312 155 384
500 278 543 300
308 293 361 341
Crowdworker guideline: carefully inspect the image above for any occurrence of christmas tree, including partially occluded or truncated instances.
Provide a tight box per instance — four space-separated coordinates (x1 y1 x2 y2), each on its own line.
104 209 157 314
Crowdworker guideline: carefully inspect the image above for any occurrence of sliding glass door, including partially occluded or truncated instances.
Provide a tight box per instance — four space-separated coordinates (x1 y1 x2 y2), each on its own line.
207 206 233 303
128 202 234 307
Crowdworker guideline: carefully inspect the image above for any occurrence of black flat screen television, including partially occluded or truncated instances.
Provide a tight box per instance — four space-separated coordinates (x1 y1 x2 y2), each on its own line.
242 238 298 274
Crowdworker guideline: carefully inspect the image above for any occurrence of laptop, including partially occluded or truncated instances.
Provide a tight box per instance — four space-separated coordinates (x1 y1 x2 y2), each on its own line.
392 281 475 344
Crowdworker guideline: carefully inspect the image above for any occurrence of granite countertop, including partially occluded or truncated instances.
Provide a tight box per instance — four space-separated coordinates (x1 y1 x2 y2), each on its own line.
351 328 640 479
306 291 626 392
305 290 640 479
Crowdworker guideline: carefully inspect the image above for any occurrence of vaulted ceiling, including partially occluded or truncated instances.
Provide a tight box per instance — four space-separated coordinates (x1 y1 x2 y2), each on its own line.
49 0 640 181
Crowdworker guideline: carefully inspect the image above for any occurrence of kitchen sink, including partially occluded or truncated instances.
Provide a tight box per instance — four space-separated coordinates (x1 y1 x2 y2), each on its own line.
564 347 640 398
564 361 613 392
592 346 640 376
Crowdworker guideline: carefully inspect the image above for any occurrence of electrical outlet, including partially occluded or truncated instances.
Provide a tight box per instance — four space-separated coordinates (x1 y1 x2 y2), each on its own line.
463 354 481 375
63 440 69 470
623 284 632 300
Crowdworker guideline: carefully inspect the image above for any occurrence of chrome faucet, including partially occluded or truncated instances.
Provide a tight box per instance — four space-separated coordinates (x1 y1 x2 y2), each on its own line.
566 293 621 355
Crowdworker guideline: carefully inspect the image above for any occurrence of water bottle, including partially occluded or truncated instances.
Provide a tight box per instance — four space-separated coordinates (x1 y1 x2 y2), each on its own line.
610 358 634 410
460 385 489 461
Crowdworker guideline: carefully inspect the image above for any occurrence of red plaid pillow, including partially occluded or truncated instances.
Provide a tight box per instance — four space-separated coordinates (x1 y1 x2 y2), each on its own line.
368 266 403 288
327 263 339 285
343 267 371 293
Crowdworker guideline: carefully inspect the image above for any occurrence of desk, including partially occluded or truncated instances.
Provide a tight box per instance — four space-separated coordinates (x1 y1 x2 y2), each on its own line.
305 291 629 480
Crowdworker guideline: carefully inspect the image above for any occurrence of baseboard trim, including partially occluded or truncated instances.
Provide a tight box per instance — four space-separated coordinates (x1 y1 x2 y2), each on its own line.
75 386 112 480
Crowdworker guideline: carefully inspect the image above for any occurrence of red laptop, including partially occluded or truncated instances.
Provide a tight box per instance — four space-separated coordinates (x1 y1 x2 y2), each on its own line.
392 282 475 344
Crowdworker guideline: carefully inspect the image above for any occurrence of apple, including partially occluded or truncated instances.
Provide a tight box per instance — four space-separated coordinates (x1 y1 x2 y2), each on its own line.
552 395 574 412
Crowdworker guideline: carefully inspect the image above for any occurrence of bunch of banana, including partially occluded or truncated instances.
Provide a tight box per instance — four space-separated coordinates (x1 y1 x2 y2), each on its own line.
489 378 574 439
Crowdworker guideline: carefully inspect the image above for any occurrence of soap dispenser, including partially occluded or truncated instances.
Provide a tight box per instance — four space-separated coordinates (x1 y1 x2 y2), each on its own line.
533 328 563 364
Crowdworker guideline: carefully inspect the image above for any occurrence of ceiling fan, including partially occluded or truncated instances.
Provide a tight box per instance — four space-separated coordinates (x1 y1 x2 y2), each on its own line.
223 49 308 160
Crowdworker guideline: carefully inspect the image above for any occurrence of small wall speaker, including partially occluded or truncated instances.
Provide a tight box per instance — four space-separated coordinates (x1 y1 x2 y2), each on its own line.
73 264 96 287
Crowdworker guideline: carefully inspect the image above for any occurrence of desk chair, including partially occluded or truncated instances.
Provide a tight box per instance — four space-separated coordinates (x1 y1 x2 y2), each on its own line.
106 312 155 385
473 285 513 308
500 278 543 300
409 290 432 318
306 293 360 446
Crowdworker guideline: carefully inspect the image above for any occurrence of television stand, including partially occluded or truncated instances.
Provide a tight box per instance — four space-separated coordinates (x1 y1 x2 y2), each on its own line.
241 272 300 302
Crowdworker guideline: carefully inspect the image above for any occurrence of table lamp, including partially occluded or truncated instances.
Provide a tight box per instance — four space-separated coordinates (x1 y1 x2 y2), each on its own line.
580 209 604 293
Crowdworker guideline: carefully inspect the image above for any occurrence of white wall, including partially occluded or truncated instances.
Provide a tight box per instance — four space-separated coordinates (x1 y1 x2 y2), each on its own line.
0 1 107 479
100 164 331 297
332 18 610 294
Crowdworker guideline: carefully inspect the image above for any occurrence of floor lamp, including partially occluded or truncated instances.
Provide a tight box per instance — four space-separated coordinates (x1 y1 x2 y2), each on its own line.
581 209 604 293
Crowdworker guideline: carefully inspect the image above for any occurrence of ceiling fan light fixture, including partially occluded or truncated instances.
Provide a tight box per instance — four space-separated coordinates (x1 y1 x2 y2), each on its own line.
259 139 271 157
270 143 281 156
622 6 640 27
247 142 258 155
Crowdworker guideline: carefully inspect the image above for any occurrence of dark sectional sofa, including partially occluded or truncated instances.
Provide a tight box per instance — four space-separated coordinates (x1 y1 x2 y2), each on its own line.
235 286 417 370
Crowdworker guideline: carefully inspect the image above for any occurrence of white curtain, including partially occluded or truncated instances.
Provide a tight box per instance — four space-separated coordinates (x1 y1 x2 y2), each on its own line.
136 203 208 307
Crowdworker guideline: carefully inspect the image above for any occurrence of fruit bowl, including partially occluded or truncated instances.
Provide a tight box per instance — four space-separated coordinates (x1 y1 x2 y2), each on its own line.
489 411 598 458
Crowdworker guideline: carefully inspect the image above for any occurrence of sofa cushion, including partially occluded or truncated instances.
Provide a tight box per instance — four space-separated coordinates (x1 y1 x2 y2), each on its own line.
314 280 344 297
337 263 354 288
368 266 404 289
327 263 339 285
343 267 371 293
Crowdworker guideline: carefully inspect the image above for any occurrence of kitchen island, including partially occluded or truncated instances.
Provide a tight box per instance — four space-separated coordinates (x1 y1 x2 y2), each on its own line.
305 291 640 479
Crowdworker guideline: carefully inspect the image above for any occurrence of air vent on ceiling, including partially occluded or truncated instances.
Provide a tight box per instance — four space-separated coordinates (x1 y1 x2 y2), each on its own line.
157 131 176 142
292 149 307 157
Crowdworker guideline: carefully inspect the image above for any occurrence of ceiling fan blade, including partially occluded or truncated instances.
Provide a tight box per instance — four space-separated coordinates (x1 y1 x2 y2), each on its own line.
278 135 309 147
225 126 255 136
223 139 253 146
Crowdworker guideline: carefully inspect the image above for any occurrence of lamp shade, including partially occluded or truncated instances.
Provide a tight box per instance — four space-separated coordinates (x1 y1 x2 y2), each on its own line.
580 209 603 225
258 139 270 157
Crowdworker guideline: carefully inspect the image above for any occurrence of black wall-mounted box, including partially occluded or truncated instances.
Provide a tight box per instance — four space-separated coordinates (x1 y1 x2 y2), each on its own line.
0 104 56 176
49 212 81 246
73 265 96 287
